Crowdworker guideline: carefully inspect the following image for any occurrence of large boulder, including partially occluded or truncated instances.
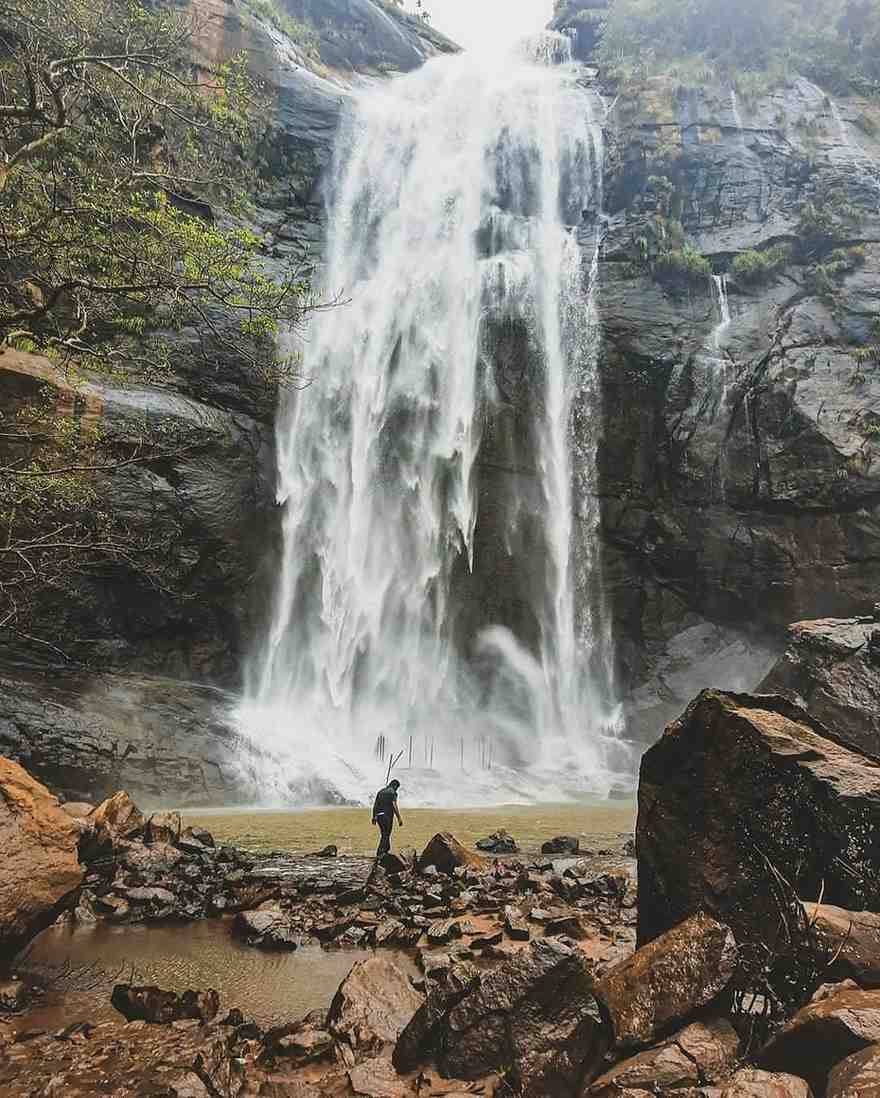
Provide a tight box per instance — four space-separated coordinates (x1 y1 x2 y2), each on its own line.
760 616 880 758
90 790 145 847
637 690 880 947
418 833 485 876
585 1018 739 1095
232 905 298 951
719 1069 813 1098
594 913 738 1050
0 756 83 962
826 1044 880 1098
802 903 880 989
395 938 608 1097
758 988 880 1095
328 957 423 1054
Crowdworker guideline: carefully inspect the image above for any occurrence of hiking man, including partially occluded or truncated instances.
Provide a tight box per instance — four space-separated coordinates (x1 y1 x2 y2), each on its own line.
372 778 403 859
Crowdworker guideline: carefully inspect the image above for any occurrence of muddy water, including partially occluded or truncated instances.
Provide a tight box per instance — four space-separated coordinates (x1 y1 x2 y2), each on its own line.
183 801 637 856
16 803 634 1036
18 921 415 1032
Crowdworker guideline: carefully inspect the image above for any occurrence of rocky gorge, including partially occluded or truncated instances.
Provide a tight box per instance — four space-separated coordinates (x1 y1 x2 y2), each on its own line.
3 615 880 1094
3 0 880 1092
3 0 880 793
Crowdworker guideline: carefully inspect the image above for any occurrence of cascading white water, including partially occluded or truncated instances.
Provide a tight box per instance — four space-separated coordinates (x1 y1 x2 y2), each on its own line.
710 275 731 351
237 34 627 805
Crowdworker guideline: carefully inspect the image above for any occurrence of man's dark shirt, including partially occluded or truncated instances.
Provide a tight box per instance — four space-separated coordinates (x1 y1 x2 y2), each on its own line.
373 784 398 820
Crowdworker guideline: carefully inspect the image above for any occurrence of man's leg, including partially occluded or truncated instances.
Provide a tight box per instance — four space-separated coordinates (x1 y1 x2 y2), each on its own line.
377 817 392 858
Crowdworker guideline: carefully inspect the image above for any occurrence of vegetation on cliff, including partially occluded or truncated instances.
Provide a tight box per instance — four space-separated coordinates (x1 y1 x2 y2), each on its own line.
0 0 314 651
0 0 311 376
559 0 880 93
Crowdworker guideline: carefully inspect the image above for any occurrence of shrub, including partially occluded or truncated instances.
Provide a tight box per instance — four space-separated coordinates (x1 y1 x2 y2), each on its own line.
731 244 793 284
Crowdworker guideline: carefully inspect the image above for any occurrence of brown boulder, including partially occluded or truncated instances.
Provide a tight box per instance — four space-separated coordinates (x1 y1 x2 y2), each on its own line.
760 616 880 758
594 913 738 1050
719 1069 812 1098
328 956 423 1054
263 1019 335 1065
61 802 95 820
758 988 880 1094
802 903 880 988
90 791 145 848
826 1043 880 1098
110 984 220 1024
146 811 181 845
347 1057 412 1097
418 833 484 876
0 755 83 961
232 904 298 950
638 691 880 947
396 938 608 1097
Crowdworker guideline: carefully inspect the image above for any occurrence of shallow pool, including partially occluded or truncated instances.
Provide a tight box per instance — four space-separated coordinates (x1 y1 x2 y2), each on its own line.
17 920 416 1032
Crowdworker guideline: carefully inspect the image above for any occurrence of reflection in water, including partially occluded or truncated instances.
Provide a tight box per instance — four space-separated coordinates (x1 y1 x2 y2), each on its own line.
18 921 415 1031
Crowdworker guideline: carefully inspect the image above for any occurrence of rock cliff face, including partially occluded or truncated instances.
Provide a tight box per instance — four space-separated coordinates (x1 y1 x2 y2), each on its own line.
4 0 879 796
594 75 880 739
0 0 455 683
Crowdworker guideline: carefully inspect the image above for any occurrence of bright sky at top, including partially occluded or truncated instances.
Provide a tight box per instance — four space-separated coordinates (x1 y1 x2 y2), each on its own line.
424 0 556 51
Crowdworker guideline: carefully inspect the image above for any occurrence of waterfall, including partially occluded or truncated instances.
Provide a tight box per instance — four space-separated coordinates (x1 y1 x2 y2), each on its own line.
237 34 626 805
729 90 745 146
710 275 731 351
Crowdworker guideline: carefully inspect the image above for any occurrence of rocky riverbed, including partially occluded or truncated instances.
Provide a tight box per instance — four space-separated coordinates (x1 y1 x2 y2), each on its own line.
4 614 880 1095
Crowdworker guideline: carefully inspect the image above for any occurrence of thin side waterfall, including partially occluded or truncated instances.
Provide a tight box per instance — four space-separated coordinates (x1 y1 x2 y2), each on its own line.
237 35 627 805
708 274 733 501
711 275 731 351
729 90 745 146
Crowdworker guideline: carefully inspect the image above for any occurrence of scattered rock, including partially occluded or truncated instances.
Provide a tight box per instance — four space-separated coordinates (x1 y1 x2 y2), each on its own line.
396 938 607 1097
328 956 424 1054
595 913 738 1050
719 1069 813 1098
123 886 176 905
503 905 530 942
475 830 519 854
90 791 145 849
637 691 880 947
826 1043 880 1098
146 811 181 845
232 905 298 950
182 825 215 849
0 755 83 960
110 984 220 1024
758 988 880 1094
263 1019 335 1065
586 1037 700 1094
427 919 462 946
347 1056 412 1097
0 979 30 1013
802 903 880 988
379 852 409 875
61 802 95 820
541 836 580 855
544 914 591 940
418 833 485 876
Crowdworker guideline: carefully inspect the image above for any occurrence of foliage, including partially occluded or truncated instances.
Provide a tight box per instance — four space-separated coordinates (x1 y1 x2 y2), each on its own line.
593 0 880 95
731 244 793 284
0 0 321 650
240 0 319 56
0 0 312 378
795 188 863 252
805 246 866 297
654 243 713 282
